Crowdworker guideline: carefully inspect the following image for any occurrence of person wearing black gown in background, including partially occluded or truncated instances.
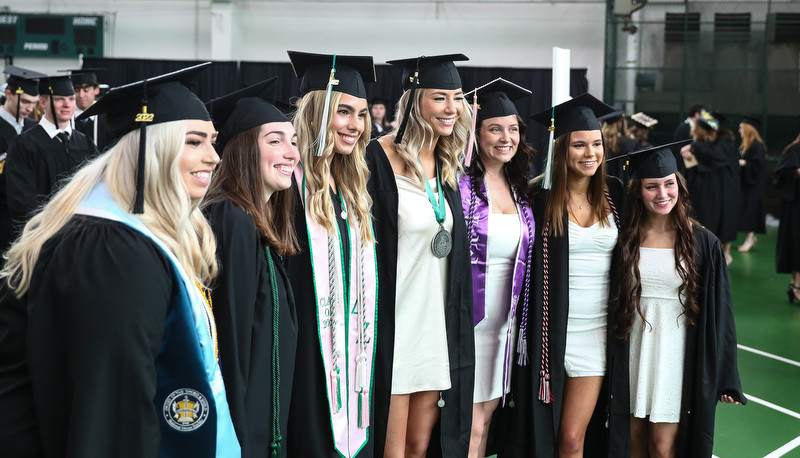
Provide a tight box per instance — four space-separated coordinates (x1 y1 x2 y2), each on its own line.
775 133 800 303
601 107 639 191
202 77 300 457
0 63 240 457
735 117 766 253
285 52 382 458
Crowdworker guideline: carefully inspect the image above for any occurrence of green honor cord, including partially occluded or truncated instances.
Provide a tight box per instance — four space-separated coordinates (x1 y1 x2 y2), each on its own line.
265 246 282 457
418 158 446 225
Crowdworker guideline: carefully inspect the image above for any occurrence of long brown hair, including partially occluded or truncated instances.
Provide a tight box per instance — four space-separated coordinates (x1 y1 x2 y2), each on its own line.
534 131 610 237
783 132 800 155
612 173 700 339
204 125 298 255
601 118 629 155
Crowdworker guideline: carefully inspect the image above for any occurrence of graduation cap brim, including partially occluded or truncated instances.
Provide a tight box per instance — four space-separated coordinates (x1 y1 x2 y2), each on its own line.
530 93 615 138
606 139 690 179
740 116 762 128
387 54 469 91
4 65 47 96
466 78 531 123
598 107 625 123
60 68 103 86
206 77 290 151
39 75 74 96
288 51 375 99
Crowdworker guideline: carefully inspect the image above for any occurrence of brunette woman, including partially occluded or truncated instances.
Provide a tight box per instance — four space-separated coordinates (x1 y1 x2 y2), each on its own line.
202 78 300 457
601 108 639 190
775 132 800 303
365 54 474 457
736 117 766 252
0 64 240 457
459 78 535 458
284 52 381 458
606 146 745 458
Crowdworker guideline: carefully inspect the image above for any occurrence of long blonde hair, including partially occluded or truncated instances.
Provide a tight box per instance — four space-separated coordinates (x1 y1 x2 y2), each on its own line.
391 88 472 189
293 90 374 243
740 122 766 156
2 120 218 296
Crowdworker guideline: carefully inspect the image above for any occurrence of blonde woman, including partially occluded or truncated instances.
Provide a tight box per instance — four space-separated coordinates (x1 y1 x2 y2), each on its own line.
736 117 767 252
0 64 240 457
284 52 381 458
365 54 474 458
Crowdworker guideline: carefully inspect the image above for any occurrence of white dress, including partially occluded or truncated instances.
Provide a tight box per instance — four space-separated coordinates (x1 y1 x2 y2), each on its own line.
473 212 521 402
565 213 617 377
629 247 686 423
391 174 453 394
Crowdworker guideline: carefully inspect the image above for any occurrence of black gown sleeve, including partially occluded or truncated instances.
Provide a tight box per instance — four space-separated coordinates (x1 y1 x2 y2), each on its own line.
24 216 173 457
774 146 800 202
5 133 42 223
740 142 765 187
691 139 729 173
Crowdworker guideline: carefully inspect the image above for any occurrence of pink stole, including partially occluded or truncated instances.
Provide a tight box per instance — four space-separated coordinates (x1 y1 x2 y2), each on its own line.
294 167 378 457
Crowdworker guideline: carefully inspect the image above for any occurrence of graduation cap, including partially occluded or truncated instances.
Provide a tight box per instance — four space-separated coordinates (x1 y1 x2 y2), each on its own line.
630 112 658 129
288 51 375 99
709 109 727 125
598 105 625 124
386 54 469 143
606 139 690 179
695 109 719 132
78 62 212 213
205 77 289 152
370 97 388 106
39 75 74 97
740 115 762 129
3 66 46 123
462 77 531 165
60 68 103 86
530 93 615 189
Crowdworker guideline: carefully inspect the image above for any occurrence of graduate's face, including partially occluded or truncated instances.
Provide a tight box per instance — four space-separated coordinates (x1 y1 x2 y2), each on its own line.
41 95 75 124
180 120 219 200
330 93 368 155
74 84 100 111
258 121 299 197
478 115 520 170
370 103 386 121
641 173 679 217
5 91 39 118
419 88 464 138
565 130 604 179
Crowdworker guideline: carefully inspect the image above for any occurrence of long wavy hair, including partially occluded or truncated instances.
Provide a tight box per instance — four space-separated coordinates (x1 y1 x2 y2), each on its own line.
782 132 800 155
691 123 718 143
390 88 472 189
293 90 374 243
739 122 766 157
612 173 700 339
203 125 298 255
3 120 218 296
602 118 629 155
533 131 610 237
466 114 535 202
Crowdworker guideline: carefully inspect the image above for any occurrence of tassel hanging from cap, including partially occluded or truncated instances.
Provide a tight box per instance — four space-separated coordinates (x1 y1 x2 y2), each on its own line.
463 92 479 167
132 79 152 214
394 58 421 145
14 87 23 123
542 107 555 190
315 55 338 157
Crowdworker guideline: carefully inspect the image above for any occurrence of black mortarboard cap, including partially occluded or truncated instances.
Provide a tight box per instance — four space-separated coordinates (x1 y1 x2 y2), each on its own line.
606 139 690 179
39 75 75 97
598 105 625 123
741 116 762 129
206 77 289 151
710 109 727 125
387 54 469 91
370 97 387 106
4 65 46 96
386 53 469 143
60 68 102 86
78 62 212 213
530 93 615 138
695 109 719 132
467 78 531 125
288 51 375 99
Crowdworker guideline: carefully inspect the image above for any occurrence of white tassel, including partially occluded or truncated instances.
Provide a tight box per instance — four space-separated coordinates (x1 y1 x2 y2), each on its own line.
542 114 555 190
315 57 338 157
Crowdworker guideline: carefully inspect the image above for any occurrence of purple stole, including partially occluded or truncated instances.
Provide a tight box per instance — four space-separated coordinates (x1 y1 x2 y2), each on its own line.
294 167 378 457
459 174 534 403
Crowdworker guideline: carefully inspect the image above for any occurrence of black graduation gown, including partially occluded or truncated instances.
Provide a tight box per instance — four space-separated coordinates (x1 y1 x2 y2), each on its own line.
737 141 766 233
606 224 747 457
719 134 741 242
0 117 36 251
0 216 175 457
672 120 692 178
5 125 98 226
774 145 800 273
365 140 475 458
496 176 624 458
74 113 111 152
606 137 640 192
688 136 737 241
204 199 297 458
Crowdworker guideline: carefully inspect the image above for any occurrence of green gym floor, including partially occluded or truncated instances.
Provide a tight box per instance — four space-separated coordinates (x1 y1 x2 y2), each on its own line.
713 226 800 458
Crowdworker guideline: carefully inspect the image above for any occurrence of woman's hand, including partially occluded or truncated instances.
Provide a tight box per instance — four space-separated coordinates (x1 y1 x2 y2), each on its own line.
720 394 739 404
680 144 693 159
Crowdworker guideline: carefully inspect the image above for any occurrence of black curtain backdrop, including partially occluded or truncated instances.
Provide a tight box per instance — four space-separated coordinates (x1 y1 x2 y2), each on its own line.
85 57 588 173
